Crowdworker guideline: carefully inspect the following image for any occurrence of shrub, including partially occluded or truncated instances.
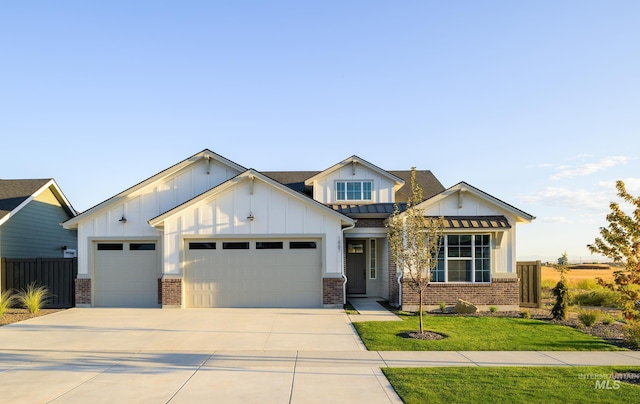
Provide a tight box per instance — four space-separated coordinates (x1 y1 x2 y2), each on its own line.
551 278 570 321
572 288 620 307
438 302 446 313
489 305 498 313
577 309 599 327
573 279 599 291
0 290 15 316
625 322 640 348
17 283 48 314
520 309 531 319
601 314 615 325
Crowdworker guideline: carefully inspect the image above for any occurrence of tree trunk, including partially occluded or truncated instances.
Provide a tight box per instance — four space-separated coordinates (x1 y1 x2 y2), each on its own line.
419 287 424 334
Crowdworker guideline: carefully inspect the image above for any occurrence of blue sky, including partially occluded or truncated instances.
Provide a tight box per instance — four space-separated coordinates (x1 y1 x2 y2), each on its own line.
1 1 638 263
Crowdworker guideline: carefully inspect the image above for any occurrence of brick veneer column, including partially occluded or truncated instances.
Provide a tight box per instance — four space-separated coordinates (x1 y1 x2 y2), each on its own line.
323 277 344 306
388 253 399 305
75 278 91 306
159 277 182 307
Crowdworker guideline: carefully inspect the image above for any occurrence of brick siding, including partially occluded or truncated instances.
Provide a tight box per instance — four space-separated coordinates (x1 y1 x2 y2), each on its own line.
159 278 182 307
355 218 386 228
75 278 91 305
401 277 519 308
388 255 399 305
323 277 344 305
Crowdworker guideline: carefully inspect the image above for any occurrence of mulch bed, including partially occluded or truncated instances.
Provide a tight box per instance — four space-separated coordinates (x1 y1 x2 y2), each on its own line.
398 331 446 340
0 308 65 326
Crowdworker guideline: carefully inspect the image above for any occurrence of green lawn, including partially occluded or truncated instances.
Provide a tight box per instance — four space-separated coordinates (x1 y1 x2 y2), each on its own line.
353 315 624 351
384 366 640 404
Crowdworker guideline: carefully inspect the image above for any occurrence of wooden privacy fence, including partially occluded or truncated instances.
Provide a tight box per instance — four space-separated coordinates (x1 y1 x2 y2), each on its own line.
517 260 542 308
1 257 77 308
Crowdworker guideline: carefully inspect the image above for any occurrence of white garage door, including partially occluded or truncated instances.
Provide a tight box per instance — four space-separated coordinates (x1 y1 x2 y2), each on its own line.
185 239 321 308
93 241 160 307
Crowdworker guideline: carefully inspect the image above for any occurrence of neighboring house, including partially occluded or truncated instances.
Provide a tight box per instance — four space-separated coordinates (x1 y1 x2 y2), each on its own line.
0 179 77 259
62 150 534 310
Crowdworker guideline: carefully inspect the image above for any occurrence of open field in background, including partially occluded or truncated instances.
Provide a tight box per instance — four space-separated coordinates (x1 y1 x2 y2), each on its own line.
542 265 616 284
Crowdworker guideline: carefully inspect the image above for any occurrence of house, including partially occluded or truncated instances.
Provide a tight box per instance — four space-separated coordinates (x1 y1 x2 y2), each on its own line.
62 150 534 310
0 179 78 307
0 179 77 259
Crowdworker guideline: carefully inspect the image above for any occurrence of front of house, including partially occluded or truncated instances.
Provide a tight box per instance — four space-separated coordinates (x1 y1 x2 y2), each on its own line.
62 149 534 310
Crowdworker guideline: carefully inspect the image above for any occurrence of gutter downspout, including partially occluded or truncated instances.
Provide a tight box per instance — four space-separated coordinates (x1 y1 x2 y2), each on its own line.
341 221 356 305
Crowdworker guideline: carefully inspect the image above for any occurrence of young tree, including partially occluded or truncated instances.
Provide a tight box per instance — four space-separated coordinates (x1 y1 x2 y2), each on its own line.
551 256 570 321
387 168 445 334
558 251 569 266
588 180 640 320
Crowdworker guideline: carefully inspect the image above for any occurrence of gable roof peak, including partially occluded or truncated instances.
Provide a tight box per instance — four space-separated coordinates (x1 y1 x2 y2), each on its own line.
304 155 405 187
0 178 76 225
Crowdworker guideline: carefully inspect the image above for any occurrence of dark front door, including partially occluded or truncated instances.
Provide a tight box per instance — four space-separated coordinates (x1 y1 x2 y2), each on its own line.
346 240 366 294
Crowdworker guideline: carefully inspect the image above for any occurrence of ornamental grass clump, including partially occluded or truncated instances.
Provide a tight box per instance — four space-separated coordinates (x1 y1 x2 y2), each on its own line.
577 309 599 327
0 290 15 316
17 283 48 314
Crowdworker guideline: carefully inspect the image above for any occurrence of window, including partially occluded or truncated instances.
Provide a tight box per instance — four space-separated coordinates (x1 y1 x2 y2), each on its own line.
290 241 317 249
348 243 363 254
130 243 155 251
369 239 377 279
256 241 283 249
336 181 373 201
97 243 123 251
189 242 216 250
222 242 250 250
431 234 491 283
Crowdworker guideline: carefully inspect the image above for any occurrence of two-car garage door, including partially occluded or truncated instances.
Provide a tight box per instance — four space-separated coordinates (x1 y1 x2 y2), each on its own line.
185 239 322 308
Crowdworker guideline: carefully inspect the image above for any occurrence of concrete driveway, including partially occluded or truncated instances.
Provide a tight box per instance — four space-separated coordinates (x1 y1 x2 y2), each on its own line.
0 308 401 403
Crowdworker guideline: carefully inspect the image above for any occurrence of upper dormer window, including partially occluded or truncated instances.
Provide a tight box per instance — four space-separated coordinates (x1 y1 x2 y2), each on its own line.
336 181 373 201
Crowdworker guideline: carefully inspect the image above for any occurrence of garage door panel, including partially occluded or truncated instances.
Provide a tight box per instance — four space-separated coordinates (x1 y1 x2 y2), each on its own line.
185 239 321 308
94 242 159 308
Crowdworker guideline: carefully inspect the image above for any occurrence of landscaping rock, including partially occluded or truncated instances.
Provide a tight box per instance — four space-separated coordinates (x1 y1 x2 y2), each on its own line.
454 299 478 314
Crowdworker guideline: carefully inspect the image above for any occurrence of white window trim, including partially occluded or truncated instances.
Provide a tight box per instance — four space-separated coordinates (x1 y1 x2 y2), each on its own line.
369 239 377 279
433 234 492 283
335 180 373 202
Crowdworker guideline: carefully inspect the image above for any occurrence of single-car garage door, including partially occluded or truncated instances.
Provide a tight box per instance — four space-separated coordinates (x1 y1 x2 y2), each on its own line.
185 239 321 308
93 241 160 307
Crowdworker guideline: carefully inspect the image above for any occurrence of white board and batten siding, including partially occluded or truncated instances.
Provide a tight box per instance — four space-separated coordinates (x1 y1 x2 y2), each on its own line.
160 176 344 277
421 191 518 274
75 158 241 276
309 164 397 204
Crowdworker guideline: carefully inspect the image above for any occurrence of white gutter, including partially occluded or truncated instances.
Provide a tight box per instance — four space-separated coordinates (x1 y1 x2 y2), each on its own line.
341 221 357 304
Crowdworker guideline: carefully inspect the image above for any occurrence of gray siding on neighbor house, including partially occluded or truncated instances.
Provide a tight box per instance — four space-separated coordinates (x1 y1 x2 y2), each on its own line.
0 188 77 258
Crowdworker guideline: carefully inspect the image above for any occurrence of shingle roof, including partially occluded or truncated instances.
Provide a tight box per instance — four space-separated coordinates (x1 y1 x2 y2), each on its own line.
390 170 444 202
0 179 51 221
263 170 444 202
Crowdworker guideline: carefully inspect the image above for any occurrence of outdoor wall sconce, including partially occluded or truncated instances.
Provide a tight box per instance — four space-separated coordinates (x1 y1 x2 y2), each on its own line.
119 215 127 223
247 212 255 221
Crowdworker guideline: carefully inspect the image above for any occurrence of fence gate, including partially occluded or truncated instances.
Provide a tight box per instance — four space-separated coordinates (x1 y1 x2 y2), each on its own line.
517 260 542 308
1 257 77 308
